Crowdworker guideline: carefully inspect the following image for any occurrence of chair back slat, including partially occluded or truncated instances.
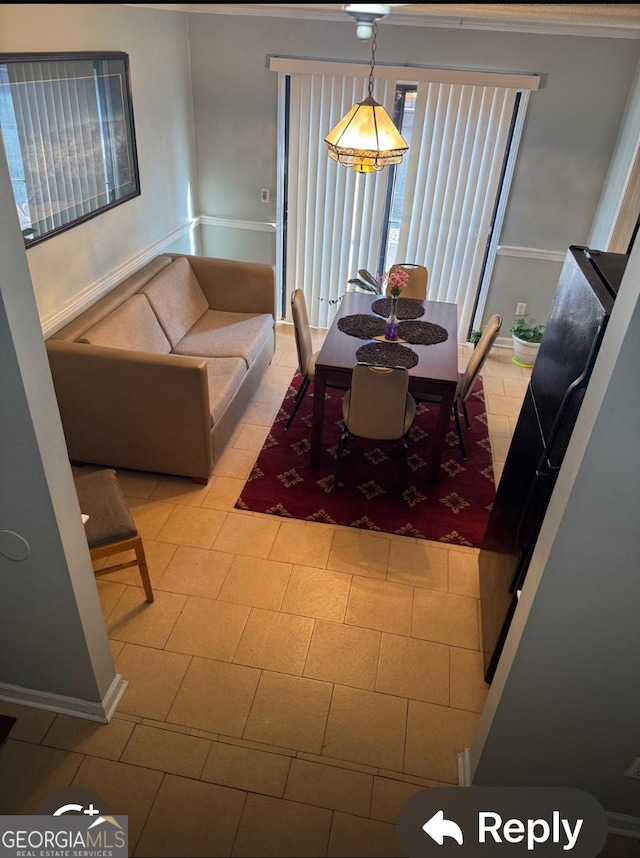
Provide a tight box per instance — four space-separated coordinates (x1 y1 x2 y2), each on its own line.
291 289 314 378
459 314 503 403
345 364 410 440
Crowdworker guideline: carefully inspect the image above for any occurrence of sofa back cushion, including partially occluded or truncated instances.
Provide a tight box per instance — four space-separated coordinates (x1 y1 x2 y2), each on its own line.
79 294 171 354
140 257 209 347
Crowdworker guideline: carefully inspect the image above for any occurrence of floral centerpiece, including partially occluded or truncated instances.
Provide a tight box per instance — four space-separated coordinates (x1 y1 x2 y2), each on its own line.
382 267 409 341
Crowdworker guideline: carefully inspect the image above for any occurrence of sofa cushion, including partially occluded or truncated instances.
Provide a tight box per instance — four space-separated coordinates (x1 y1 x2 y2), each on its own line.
204 358 247 425
141 257 209 347
173 309 273 368
79 294 171 354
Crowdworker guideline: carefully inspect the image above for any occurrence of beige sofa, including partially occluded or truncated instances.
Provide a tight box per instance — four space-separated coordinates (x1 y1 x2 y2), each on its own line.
46 253 276 482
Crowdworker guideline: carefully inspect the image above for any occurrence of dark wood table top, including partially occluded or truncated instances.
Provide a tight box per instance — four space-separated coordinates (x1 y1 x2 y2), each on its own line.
316 291 459 386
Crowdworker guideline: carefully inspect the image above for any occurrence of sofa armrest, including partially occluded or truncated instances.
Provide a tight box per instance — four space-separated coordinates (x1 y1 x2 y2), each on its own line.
167 253 276 317
46 339 214 480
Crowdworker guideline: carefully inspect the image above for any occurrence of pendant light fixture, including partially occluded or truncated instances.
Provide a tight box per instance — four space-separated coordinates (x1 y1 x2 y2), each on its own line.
324 21 408 174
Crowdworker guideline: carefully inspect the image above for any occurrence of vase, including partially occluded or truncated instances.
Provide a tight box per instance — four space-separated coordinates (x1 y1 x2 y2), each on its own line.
512 334 540 368
385 295 400 341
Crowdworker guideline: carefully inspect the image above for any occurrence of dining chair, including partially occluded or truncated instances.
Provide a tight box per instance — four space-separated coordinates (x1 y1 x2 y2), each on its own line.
333 363 417 498
285 288 319 431
74 467 154 603
418 313 502 459
388 264 429 300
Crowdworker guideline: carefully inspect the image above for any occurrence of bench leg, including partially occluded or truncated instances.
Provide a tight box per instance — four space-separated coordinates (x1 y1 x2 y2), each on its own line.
134 536 154 603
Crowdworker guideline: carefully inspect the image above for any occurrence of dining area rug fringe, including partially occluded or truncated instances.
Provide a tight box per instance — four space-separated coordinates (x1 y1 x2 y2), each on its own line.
235 373 496 547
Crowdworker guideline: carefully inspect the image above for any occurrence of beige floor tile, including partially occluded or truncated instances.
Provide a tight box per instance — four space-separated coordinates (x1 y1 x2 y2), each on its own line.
242 399 280 426
327 529 389 579
297 751 377 776
281 565 351 621
213 512 281 558
115 643 191 720
376 633 449 705
285 758 373 817
109 638 125 662
141 718 192 735
486 413 512 438
72 756 163 850
328 811 405 858
136 774 245 857
129 499 175 540
387 540 448 591
165 597 250 661
96 580 126 618
447 549 480 599
485 393 524 418
303 621 380 691
148 475 211 506
115 468 163 499
155 505 227 549
412 588 479 649
232 793 332 858
370 776 426 824
481 376 505 396
450 647 490 713
200 476 246 511
0 701 56 743
244 672 332 754
213 446 258 480
97 539 177 587
168 657 260 736
121 723 210 778
491 435 512 462
218 556 292 609
233 608 314 674
493 459 505 483
503 376 528 399
346 577 413 635
201 740 291 797
269 520 334 567
323 686 407 771
107 587 187 648
233 422 272 452
0 740 82 813
156 545 233 599
41 713 134 759
405 700 479 783
217 734 297 756
482 357 524 379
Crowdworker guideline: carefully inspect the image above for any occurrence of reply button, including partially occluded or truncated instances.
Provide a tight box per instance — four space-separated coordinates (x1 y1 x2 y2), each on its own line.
396 787 608 857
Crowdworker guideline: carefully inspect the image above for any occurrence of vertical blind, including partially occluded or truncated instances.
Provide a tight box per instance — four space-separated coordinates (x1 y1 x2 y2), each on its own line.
284 66 522 337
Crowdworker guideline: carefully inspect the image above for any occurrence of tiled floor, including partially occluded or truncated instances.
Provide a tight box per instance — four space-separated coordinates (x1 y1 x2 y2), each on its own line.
11 324 633 856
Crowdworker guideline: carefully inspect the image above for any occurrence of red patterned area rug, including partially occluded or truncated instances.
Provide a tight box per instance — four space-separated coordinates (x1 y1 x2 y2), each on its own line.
235 373 495 547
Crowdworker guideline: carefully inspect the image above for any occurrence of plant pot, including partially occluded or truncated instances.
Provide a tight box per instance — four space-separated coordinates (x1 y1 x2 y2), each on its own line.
512 334 541 368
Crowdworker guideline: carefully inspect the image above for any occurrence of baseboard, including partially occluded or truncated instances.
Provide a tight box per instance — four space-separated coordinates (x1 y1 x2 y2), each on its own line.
0 674 128 724
606 812 640 839
457 748 473 786
40 219 197 337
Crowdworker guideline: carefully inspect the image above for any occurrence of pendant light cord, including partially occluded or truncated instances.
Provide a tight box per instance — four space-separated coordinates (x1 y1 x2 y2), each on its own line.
367 21 378 98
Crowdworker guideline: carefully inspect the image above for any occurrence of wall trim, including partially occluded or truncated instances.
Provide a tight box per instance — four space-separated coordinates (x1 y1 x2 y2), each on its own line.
40 219 197 337
199 215 276 233
457 748 473 786
606 812 640 839
123 4 640 39
497 245 567 263
0 674 128 724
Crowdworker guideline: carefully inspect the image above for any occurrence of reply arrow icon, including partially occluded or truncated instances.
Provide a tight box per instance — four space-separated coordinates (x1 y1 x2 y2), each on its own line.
422 810 464 846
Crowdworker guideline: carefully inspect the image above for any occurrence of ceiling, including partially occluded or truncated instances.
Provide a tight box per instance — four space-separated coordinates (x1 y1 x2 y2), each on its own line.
127 4 640 38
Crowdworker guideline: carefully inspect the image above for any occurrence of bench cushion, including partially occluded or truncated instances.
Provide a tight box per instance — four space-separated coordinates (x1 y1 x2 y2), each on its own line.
141 257 209 347
204 358 247 425
173 309 273 368
79 295 171 354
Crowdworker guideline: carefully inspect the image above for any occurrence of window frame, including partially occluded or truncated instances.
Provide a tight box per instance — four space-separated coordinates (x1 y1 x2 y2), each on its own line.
0 50 141 248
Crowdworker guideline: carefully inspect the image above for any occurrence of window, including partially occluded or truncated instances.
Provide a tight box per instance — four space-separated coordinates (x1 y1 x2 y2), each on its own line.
0 52 140 247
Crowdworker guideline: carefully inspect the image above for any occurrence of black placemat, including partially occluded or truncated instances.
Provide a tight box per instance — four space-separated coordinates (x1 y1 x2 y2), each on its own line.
371 297 426 320
337 314 386 340
398 320 449 346
356 342 419 369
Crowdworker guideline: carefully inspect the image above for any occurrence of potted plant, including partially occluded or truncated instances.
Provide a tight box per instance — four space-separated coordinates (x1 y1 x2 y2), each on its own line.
469 329 482 348
511 315 544 367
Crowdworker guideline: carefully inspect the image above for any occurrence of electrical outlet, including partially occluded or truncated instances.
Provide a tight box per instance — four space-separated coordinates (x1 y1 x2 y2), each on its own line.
624 756 640 779
516 302 527 317
260 188 270 203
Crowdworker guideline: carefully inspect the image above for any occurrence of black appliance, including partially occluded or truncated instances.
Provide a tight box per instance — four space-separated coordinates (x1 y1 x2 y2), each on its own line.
479 245 629 683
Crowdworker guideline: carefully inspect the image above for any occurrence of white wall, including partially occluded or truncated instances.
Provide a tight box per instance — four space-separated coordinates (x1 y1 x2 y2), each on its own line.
470 239 640 818
187 12 640 326
0 4 197 326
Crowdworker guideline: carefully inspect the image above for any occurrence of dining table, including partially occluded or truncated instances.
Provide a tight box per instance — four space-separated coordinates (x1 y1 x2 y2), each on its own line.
310 291 459 484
